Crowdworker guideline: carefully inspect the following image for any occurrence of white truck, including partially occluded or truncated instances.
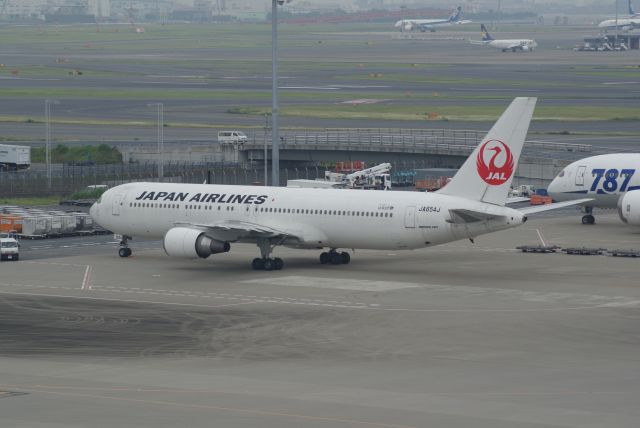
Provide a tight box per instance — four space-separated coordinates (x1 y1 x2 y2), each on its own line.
325 163 392 190
0 144 31 171
0 235 19 261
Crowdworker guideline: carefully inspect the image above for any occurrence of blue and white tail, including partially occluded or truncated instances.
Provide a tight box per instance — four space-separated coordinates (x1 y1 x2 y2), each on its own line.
437 98 537 206
480 24 494 41
449 6 463 22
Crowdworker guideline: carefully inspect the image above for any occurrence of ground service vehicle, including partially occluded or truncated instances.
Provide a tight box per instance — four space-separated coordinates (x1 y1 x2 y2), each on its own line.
217 131 248 145
0 236 19 261
0 144 30 171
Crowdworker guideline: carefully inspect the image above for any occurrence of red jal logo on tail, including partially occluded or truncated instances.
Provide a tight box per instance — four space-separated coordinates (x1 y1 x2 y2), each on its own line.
476 139 514 185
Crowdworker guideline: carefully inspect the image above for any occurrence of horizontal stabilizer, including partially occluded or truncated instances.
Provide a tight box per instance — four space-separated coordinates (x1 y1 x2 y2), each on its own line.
506 196 530 204
447 209 502 224
518 198 593 215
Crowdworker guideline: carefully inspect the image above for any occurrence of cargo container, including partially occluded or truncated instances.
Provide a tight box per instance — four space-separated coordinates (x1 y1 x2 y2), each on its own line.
21 216 50 237
0 215 23 233
0 144 31 171
415 177 451 192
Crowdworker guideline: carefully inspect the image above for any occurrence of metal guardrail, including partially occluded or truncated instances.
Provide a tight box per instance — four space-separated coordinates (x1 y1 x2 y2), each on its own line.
241 129 594 161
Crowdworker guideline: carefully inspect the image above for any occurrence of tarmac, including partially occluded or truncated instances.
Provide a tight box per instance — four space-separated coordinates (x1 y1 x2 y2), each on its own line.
1 211 640 427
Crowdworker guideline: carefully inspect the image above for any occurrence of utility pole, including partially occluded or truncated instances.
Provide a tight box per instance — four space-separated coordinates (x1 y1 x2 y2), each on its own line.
264 113 270 186
271 0 280 186
44 100 59 191
148 103 164 179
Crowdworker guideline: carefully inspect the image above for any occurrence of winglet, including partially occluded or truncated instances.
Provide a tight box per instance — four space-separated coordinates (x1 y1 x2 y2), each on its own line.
437 97 537 206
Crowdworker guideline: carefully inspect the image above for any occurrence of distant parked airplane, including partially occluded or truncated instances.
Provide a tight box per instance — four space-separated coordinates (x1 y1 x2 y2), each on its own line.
470 24 537 52
598 0 640 31
395 6 471 32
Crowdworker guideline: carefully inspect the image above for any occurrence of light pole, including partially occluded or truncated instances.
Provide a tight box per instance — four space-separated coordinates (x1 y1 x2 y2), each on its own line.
148 103 164 179
271 0 291 187
44 99 59 191
264 113 270 186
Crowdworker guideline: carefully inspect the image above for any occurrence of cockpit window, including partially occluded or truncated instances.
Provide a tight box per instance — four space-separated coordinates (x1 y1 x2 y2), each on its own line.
96 196 102 204
558 170 565 178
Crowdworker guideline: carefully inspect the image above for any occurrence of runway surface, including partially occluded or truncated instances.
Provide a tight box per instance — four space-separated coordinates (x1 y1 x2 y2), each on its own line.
0 23 639 147
1 212 640 427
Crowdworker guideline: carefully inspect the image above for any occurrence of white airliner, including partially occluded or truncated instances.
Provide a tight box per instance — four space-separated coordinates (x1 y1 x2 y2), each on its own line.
547 154 640 226
470 24 537 52
598 0 640 31
90 98 588 271
394 6 471 32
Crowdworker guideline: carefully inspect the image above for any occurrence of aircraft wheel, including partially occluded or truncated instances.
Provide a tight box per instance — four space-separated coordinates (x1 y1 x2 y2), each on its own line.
274 258 284 270
330 252 342 265
581 215 595 225
319 252 330 264
118 247 131 258
340 252 351 265
252 258 265 270
263 258 274 271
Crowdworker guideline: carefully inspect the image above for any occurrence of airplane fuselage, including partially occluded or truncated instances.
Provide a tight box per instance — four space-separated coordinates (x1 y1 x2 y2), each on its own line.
548 154 640 209
488 39 537 51
91 182 525 251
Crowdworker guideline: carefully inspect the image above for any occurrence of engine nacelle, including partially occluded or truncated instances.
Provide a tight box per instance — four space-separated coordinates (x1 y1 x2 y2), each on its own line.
522 45 530 52
163 227 230 259
617 191 640 226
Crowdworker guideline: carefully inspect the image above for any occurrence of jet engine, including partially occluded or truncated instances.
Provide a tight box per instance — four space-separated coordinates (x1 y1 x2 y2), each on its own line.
522 45 530 52
617 191 640 226
163 227 230 259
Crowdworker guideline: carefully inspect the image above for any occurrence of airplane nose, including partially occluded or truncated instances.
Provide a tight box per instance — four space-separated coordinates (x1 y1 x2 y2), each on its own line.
89 202 98 220
547 178 560 199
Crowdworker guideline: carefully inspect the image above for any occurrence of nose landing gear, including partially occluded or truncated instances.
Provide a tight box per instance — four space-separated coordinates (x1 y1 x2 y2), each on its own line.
581 207 595 225
118 235 132 257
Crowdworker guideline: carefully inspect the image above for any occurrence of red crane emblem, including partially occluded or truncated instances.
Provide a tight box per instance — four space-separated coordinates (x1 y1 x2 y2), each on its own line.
476 139 514 185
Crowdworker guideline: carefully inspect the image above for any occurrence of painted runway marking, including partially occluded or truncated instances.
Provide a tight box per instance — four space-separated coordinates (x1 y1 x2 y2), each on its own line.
81 265 93 290
242 276 421 292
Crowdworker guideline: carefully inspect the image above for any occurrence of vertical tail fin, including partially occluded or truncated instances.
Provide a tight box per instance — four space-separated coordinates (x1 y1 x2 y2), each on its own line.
449 6 462 22
481 24 493 41
630 0 637 16
437 98 537 206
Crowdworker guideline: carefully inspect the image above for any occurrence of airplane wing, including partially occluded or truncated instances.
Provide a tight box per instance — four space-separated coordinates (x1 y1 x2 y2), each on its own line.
518 198 594 215
173 219 327 246
469 39 487 45
175 220 290 240
447 209 503 224
456 20 472 24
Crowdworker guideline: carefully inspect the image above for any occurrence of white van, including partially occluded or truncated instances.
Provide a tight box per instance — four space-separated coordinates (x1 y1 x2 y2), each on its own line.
0 236 19 261
217 131 248 145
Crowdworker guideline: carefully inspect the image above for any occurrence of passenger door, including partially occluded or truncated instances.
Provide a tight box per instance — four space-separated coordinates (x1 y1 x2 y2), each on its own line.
404 206 416 228
575 165 587 186
112 194 124 216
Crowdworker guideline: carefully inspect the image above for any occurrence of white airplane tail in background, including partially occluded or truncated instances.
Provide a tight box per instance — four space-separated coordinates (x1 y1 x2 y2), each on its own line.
437 97 537 206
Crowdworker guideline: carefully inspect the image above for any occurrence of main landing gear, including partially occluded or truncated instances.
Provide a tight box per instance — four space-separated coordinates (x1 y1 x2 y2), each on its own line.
118 235 132 258
581 207 595 225
319 249 351 265
252 238 283 271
